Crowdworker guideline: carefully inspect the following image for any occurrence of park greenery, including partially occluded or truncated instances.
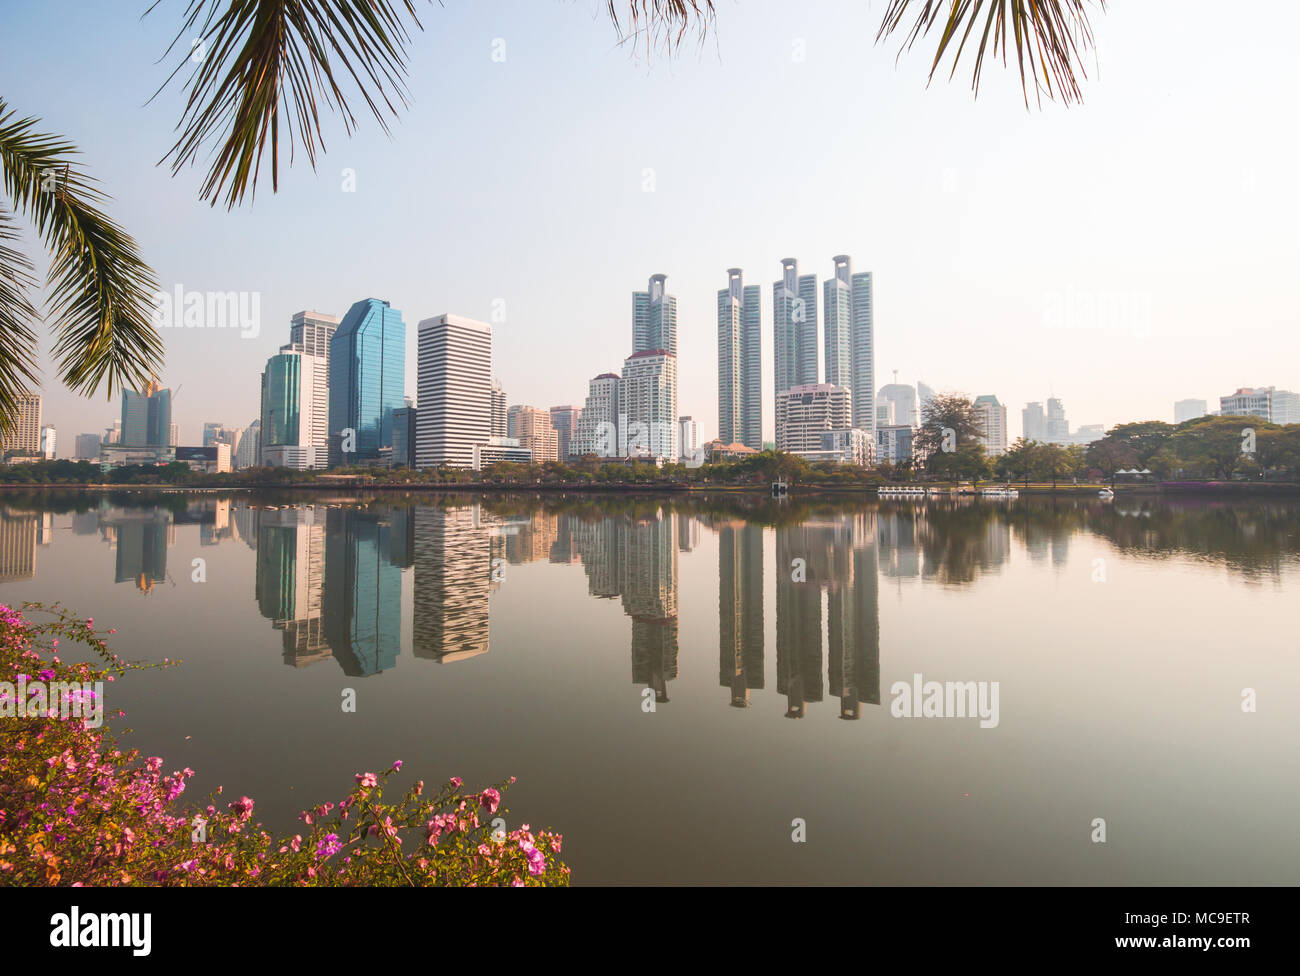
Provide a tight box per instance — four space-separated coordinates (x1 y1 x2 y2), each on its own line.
3 401 1300 489
0 602 568 887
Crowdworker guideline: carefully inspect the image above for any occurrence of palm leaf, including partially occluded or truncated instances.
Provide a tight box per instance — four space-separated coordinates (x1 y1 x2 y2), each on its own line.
0 99 164 407
0 204 41 439
876 0 1104 107
605 1 716 57
149 0 429 209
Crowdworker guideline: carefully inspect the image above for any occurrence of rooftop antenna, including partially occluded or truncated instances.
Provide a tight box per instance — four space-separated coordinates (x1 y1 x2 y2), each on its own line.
893 369 899 384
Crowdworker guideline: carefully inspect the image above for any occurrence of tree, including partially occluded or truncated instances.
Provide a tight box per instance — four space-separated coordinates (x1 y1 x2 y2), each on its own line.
916 393 985 477
0 100 164 437
1086 438 1139 487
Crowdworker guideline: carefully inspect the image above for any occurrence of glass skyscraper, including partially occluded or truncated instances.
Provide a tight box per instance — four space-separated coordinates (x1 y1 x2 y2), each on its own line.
328 298 405 466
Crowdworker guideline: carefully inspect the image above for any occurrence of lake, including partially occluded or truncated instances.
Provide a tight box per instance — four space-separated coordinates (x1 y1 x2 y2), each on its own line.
1 490 1297 884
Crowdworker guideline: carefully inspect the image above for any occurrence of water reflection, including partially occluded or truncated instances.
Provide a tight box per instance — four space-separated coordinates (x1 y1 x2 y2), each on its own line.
6 491 1300 698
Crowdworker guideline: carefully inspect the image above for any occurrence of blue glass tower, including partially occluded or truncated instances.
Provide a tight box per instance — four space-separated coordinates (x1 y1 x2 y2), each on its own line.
328 298 405 466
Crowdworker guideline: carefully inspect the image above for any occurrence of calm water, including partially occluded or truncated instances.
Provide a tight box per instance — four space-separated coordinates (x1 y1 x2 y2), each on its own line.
2 490 1298 884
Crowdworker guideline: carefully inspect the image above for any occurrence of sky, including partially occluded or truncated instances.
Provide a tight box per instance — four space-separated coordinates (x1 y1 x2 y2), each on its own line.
2 0 1298 454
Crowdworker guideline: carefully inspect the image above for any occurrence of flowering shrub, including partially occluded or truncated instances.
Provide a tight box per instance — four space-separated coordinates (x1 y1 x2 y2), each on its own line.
0 603 569 886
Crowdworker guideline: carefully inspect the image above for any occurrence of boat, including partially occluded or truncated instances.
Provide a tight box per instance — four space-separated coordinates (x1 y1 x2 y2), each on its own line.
1098 488 1115 499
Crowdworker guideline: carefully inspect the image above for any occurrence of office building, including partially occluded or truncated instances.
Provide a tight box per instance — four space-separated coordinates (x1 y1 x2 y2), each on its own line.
260 345 328 469
717 268 762 449
1220 387 1300 424
973 395 1008 455
678 416 698 461
416 314 492 469
234 420 261 469
1022 401 1047 441
773 259 818 443
490 380 507 437
328 298 405 466
823 256 876 435
121 381 171 447
620 350 677 460
573 373 620 457
633 273 677 356
472 436 532 470
75 433 101 460
507 405 559 463
549 405 581 460
40 426 56 460
876 425 914 464
878 382 918 430
392 404 417 468
776 383 851 455
1046 397 1069 443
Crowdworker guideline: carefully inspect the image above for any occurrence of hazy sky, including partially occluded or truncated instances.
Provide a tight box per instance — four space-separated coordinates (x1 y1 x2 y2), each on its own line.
3 0 1298 453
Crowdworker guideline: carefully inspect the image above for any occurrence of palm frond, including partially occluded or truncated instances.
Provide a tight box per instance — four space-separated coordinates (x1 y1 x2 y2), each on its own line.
0 204 41 440
605 1 716 58
0 99 164 405
876 0 1103 107
148 0 430 209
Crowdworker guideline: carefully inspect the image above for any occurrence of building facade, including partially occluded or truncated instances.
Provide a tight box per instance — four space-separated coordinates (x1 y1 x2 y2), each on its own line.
507 405 559 463
620 350 677 460
573 373 620 457
260 345 328 469
416 313 492 469
973 394 1008 455
717 268 762 449
549 405 581 460
328 298 405 466
773 258 819 444
776 383 851 455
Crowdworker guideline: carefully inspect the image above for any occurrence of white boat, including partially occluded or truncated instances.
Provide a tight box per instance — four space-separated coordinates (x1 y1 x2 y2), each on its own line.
1098 488 1115 498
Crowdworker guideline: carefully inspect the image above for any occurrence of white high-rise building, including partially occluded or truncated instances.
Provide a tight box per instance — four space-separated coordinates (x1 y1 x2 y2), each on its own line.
1220 387 1299 424
1046 397 1069 443
678 416 697 461
1022 402 1046 441
879 383 918 430
235 420 261 469
620 350 677 460
288 310 339 460
40 425 56 460
773 258 819 444
777 383 851 455
717 268 762 449
824 255 876 438
574 373 620 457
973 395 1008 455
416 314 492 469
1174 399 1207 424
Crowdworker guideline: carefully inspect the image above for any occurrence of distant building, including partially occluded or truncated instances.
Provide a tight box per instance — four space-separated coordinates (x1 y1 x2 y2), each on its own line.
472 436 532 470
392 405 417 468
1220 387 1299 424
817 427 874 466
490 380 508 438
235 421 261 469
678 416 698 461
823 255 875 436
103 420 121 445
168 423 179 447
973 395 1008 455
703 440 758 462
773 259 819 445
1046 397 1069 443
717 268 762 450
121 381 171 447
549 405 581 460
876 425 913 464
260 345 328 469
1022 402 1046 441
776 384 851 455
878 383 918 430
328 298 405 466
75 433 101 460
40 426 56 460
176 444 232 473
416 314 492 469
573 373 620 457
620 350 677 460
1174 398 1207 424
507 405 559 463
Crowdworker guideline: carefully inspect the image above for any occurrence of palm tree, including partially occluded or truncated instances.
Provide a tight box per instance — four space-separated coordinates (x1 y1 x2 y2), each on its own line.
0 100 164 439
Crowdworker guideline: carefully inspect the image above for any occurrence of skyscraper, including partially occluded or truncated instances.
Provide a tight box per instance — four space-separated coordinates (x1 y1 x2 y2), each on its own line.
289 310 339 461
121 382 171 447
620 350 677 460
573 373 620 457
328 298 405 466
260 345 328 468
632 273 677 355
1022 402 1047 441
549 405 581 460
415 314 492 469
40 426 56 460
717 268 762 449
75 433 101 460
773 258 819 444
1174 399 1207 424
973 394 1008 455
0 392 41 458
507 405 559 462
678 416 697 461
878 382 918 430
823 255 876 436
490 379 507 437
1046 397 1069 443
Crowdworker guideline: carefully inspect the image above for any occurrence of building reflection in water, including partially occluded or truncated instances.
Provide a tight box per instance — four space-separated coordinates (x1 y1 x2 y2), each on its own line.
413 504 495 665
718 521 764 708
255 506 331 668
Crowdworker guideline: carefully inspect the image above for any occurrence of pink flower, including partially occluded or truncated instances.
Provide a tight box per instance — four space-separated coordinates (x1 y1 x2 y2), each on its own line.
448 776 462 789
524 845 546 876
391 760 402 771
228 796 255 820
355 772 377 788
479 788 501 814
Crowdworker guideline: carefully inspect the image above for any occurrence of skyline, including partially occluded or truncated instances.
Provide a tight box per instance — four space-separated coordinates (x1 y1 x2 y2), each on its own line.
2 0 1298 452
